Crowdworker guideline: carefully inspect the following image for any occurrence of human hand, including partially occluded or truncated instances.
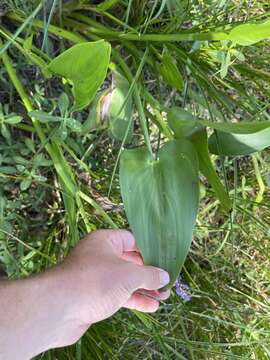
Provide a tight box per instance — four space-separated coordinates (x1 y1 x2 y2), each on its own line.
51 229 170 347
0 230 170 359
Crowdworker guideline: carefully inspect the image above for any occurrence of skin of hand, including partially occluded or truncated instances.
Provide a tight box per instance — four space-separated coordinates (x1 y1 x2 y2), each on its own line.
0 229 170 360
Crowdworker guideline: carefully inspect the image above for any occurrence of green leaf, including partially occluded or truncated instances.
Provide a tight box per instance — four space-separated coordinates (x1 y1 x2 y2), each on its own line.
189 129 231 211
97 0 119 11
229 19 270 46
0 166 17 175
29 111 81 131
168 107 270 135
58 92 70 117
120 139 199 287
20 178 32 191
168 108 231 210
160 52 184 91
23 34 33 51
24 138 35 153
201 119 270 134
4 115 23 124
220 51 230 79
209 127 270 156
81 92 105 133
105 72 133 142
29 111 64 122
167 108 199 138
48 40 111 111
1 124 11 143
65 118 82 132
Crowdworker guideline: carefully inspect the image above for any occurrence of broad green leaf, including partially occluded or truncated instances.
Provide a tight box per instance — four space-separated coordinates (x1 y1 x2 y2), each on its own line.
209 127 270 156
229 19 270 46
168 108 231 210
104 72 133 141
168 107 270 136
48 40 111 111
160 53 184 91
167 108 199 138
120 140 199 287
189 129 231 211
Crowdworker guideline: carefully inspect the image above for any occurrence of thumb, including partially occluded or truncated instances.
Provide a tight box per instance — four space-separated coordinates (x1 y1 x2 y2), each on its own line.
127 264 170 292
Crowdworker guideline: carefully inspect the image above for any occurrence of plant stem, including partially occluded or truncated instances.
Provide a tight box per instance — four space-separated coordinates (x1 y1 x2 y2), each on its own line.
7 10 230 43
112 49 153 156
7 11 85 43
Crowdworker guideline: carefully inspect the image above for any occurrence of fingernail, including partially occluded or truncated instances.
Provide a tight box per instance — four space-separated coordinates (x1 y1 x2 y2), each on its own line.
159 270 170 286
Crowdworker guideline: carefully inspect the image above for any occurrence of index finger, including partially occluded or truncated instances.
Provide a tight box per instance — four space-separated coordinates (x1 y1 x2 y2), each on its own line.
107 230 140 255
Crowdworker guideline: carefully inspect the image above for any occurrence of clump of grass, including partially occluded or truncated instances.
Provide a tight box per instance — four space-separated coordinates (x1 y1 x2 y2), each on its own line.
1 0 270 359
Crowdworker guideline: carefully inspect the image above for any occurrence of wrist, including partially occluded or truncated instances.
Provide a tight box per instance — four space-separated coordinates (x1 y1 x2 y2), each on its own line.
0 269 77 359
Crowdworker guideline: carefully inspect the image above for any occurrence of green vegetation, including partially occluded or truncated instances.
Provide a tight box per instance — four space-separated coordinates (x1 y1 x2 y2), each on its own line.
1 0 270 358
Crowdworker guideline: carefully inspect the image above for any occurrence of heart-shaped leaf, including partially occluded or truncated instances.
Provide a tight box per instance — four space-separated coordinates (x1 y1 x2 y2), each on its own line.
48 40 111 111
120 140 199 287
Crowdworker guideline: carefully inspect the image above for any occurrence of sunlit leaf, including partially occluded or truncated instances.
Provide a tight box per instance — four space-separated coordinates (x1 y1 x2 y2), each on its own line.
48 40 111 111
120 140 199 287
229 19 270 46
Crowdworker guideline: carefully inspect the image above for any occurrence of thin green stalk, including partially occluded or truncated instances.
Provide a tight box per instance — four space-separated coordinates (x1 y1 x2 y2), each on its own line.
0 2 43 56
42 0 59 52
112 49 153 156
7 11 85 43
7 10 230 43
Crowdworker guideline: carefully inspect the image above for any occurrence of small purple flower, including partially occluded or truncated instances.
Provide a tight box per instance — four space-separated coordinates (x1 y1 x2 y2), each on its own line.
175 276 191 302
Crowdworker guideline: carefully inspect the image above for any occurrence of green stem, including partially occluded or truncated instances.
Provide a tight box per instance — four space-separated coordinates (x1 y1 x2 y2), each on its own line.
0 2 43 56
118 31 229 42
112 49 153 156
7 11 85 43
7 10 230 43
